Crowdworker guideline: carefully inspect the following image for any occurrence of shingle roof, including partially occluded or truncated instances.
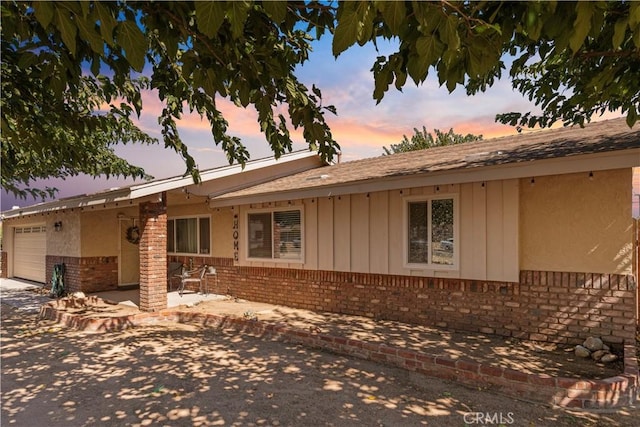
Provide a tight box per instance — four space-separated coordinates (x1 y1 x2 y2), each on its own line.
212 118 639 202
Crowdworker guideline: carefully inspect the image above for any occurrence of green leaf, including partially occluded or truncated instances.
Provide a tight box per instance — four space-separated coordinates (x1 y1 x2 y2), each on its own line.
94 2 116 47
54 7 77 55
569 2 593 54
195 1 226 38
356 2 374 45
33 1 54 28
228 1 251 38
416 34 444 65
407 53 430 85
381 1 406 35
262 1 287 24
76 15 104 54
629 2 640 27
333 6 359 57
442 15 460 50
612 18 628 50
626 106 637 128
117 21 147 72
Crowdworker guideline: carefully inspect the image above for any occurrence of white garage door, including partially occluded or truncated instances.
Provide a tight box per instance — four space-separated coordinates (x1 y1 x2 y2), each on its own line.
14 225 46 283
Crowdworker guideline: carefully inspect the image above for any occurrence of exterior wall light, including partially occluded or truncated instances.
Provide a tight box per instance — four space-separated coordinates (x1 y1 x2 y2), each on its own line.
54 221 62 232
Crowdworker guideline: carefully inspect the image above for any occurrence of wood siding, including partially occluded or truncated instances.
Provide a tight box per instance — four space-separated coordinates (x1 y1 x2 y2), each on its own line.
239 179 521 282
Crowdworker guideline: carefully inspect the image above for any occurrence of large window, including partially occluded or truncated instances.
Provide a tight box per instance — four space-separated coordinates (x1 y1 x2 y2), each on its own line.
167 216 210 254
405 196 457 268
247 209 302 261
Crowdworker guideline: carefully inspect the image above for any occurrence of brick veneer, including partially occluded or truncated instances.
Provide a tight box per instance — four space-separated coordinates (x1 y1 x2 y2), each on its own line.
204 260 637 346
45 255 118 293
0 251 7 278
139 199 167 312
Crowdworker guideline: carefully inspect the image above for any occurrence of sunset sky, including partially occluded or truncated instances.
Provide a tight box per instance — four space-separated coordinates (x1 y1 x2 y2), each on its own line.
2 35 632 212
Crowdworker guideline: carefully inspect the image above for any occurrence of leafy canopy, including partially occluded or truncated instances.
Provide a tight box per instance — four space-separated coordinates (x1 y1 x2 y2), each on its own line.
383 126 482 155
2 1 639 200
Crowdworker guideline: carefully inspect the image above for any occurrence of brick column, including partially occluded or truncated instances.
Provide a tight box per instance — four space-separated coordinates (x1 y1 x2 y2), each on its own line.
139 194 167 312
0 251 7 278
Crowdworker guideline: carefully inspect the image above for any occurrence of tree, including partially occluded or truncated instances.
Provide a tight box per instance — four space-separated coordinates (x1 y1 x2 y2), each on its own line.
2 1 639 199
383 127 482 155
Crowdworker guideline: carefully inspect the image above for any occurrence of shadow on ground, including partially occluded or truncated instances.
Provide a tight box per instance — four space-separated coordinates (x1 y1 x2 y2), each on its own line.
2 305 637 427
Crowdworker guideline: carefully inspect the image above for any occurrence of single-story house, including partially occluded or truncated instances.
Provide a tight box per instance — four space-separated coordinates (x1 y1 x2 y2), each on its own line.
2 118 638 347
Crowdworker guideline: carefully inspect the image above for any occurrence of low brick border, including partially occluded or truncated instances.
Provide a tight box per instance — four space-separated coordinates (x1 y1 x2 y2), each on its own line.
38 303 639 409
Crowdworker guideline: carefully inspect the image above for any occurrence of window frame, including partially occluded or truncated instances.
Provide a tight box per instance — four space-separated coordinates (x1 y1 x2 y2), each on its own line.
402 194 459 270
167 214 212 255
245 206 305 264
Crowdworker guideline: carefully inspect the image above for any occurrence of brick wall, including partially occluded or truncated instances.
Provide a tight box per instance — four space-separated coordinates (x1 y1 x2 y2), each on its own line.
139 199 167 312
45 255 118 294
0 251 7 278
168 256 232 293
204 259 637 345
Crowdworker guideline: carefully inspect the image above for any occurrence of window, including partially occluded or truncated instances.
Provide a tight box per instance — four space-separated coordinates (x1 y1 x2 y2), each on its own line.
247 209 302 261
167 216 210 254
405 196 457 268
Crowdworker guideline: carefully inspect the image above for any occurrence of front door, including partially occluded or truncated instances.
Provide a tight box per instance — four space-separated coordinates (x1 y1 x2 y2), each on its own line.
119 218 140 286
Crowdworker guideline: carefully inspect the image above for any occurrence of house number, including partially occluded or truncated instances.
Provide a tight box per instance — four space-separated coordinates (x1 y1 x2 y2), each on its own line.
233 213 239 262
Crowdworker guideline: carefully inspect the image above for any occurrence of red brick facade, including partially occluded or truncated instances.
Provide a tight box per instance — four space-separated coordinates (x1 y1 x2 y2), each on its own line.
0 251 7 278
45 255 118 294
202 259 637 346
139 199 167 312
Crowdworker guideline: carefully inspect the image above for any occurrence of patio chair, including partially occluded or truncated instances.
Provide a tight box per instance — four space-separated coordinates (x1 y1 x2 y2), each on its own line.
177 265 208 296
167 262 184 291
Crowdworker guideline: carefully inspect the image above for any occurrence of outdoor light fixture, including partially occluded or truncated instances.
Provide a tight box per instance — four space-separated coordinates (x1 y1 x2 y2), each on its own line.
54 221 62 232
589 171 594 181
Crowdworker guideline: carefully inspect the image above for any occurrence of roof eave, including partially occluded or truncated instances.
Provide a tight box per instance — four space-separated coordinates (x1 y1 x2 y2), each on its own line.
209 147 640 208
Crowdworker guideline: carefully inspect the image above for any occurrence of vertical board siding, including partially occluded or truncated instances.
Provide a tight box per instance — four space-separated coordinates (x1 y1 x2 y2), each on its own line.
241 180 520 282
350 193 370 272
486 180 504 281
317 197 334 270
502 179 520 282
369 191 389 274
460 183 475 279
333 195 351 271
304 199 319 270
472 182 488 279
388 190 405 274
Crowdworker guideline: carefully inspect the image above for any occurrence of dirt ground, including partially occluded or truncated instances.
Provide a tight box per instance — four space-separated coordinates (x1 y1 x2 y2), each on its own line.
2 302 639 427
43 293 626 379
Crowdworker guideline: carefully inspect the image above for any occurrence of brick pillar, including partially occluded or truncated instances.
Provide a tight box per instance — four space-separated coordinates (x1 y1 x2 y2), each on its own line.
139 194 167 312
0 251 7 278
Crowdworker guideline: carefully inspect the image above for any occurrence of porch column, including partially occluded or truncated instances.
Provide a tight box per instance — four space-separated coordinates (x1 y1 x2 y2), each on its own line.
139 193 167 312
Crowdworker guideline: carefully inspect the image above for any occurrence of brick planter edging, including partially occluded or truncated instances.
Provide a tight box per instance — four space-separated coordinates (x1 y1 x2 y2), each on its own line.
38 303 639 409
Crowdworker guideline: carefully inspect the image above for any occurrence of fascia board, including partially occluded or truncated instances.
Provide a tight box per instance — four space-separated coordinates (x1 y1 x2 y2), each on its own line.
2 151 321 219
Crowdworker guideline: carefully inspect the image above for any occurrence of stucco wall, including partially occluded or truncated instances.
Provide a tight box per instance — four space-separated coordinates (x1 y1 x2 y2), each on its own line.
520 168 633 274
48 212 81 257
81 209 131 257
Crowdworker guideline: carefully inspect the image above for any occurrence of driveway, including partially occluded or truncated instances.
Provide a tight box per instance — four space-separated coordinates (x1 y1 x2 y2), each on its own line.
0 278 52 313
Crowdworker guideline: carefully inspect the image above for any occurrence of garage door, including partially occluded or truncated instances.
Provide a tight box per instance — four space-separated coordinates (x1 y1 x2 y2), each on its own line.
14 225 46 283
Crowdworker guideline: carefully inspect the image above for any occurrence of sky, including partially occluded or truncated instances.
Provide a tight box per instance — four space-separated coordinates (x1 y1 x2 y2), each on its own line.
2 34 635 215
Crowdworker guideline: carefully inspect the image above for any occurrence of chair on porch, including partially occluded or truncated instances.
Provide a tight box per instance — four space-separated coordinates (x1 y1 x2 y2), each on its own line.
176 265 208 296
167 262 184 291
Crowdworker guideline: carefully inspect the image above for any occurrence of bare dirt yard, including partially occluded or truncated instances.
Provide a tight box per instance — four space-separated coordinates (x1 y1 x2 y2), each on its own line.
2 302 639 427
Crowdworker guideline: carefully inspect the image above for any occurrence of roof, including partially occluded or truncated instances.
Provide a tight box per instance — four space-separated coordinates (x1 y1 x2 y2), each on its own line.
210 118 640 206
2 150 322 219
